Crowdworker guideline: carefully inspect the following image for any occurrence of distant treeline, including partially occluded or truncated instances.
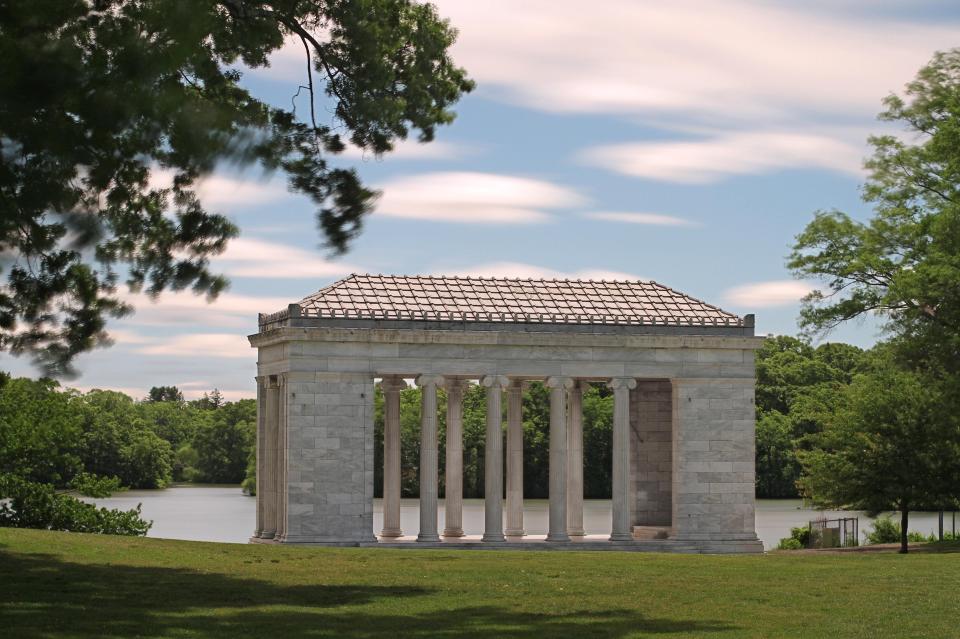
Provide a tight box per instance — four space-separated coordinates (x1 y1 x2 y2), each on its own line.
0 377 255 493
0 336 874 500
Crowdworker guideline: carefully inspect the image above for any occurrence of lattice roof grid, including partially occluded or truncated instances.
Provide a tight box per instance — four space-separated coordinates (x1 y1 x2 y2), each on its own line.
280 274 745 327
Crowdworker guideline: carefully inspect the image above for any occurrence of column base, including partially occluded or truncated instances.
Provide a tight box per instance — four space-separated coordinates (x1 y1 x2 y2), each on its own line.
380 528 403 538
568 529 586 537
260 530 276 540
545 532 571 542
481 533 506 542
417 533 440 542
505 529 526 537
442 528 465 537
609 533 633 542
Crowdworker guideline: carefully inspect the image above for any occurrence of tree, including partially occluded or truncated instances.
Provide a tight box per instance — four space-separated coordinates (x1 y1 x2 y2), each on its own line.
797 365 959 553
752 336 865 498
75 389 173 488
0 1 473 375
194 389 225 411
788 49 960 377
192 412 254 483
147 386 184 404
0 377 83 485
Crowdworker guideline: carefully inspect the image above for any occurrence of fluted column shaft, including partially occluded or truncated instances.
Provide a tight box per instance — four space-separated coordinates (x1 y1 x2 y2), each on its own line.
610 377 638 541
566 381 585 537
261 377 279 539
443 378 467 537
481 375 509 542
546 376 573 542
505 380 525 537
275 375 287 540
380 377 406 538
416 375 442 542
254 376 267 538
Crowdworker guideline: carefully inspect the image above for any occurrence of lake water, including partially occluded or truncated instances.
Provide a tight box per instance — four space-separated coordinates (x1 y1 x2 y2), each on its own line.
87 485 958 550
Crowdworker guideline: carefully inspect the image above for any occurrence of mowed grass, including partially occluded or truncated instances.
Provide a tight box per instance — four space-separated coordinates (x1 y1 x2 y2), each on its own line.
1 529 959 639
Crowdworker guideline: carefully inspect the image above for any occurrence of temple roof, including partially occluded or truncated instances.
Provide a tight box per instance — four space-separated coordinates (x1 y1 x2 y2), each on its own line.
260 274 747 330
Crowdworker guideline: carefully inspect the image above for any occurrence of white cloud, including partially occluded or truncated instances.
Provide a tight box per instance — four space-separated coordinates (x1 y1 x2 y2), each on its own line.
213 237 360 279
435 0 957 124
450 261 643 281
375 172 586 223
724 280 815 308
135 333 254 360
339 138 472 161
150 169 292 209
583 211 699 227
120 290 291 328
580 131 866 183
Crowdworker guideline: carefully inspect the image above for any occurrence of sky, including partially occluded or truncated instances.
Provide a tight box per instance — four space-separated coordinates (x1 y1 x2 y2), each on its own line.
7 0 960 400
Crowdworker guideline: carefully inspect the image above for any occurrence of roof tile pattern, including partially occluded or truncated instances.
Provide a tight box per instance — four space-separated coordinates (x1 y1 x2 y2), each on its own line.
290 274 743 327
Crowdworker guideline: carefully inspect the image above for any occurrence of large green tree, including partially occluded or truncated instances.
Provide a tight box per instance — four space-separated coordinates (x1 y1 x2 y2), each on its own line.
0 1 472 375
753 336 865 498
789 49 960 377
797 365 959 553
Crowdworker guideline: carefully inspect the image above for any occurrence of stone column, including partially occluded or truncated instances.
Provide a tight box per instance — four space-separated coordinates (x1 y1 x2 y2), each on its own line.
481 375 509 542
415 375 442 542
505 379 525 537
443 378 467 537
254 376 267 538
275 374 288 541
261 376 279 539
609 377 638 541
545 376 573 542
566 381 585 537
380 377 407 538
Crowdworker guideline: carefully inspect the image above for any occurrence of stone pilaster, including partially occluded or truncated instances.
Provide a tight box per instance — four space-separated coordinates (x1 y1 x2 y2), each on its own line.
442 377 468 537
545 376 573 542
566 381 585 537
609 377 637 541
480 375 509 542
275 374 288 541
254 376 267 538
261 376 280 539
505 379 525 537
415 375 443 542
380 377 407 538
671 378 759 543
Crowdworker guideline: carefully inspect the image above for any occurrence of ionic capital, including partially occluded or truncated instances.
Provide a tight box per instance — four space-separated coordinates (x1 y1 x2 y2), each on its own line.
415 374 444 388
380 376 409 394
545 376 575 390
480 375 510 389
607 377 638 391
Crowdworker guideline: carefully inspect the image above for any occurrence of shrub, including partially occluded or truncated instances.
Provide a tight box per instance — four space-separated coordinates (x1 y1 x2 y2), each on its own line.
777 537 803 550
776 525 811 549
241 447 256 496
0 475 151 536
865 516 901 544
69 472 123 498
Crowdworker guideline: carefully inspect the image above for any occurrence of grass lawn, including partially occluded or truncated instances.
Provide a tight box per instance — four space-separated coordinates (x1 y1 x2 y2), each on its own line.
2 529 959 638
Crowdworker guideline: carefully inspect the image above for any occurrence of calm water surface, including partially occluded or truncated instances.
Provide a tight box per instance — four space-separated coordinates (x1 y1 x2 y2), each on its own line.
87 486 958 549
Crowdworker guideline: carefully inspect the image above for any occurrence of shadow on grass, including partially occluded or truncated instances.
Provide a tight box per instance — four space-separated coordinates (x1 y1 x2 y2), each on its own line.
0 549 735 638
